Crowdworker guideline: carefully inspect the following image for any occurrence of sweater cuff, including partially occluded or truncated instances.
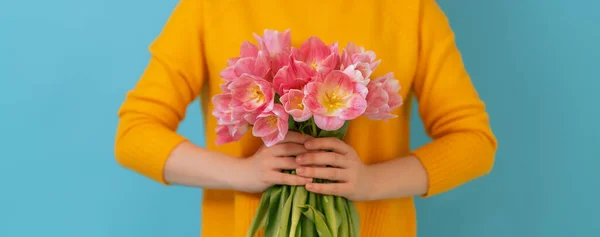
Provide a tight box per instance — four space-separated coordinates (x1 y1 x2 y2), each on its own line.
116 126 188 185
410 132 494 197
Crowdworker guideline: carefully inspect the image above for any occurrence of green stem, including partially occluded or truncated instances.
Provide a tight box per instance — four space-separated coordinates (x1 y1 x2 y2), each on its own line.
310 117 317 137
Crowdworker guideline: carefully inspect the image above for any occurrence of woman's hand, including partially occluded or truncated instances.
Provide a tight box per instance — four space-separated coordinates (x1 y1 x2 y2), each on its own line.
295 137 374 201
231 132 313 193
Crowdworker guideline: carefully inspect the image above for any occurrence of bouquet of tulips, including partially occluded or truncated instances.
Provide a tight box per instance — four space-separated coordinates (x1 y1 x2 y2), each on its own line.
212 29 403 237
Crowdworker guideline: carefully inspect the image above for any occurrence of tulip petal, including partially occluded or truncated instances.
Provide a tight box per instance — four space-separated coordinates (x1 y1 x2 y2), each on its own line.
252 115 278 137
318 52 339 76
253 50 270 78
255 29 291 56
216 123 249 145
364 73 403 120
233 58 255 77
272 103 289 119
344 42 362 56
227 57 240 67
240 41 259 58
340 94 367 120
270 52 290 76
343 65 369 87
303 82 327 114
354 82 369 98
220 66 236 81
354 62 373 80
244 110 261 124
323 71 354 93
299 37 331 64
277 119 288 139
314 114 345 131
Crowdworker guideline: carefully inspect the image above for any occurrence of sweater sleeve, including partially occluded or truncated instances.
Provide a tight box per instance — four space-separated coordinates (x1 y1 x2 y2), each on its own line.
410 0 498 197
114 0 207 184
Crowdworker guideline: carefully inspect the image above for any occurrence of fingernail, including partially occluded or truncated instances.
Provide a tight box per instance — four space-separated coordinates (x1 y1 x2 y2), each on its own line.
296 167 305 174
296 156 304 163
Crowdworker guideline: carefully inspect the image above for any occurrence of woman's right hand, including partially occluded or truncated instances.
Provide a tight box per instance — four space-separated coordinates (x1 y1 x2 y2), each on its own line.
231 132 313 193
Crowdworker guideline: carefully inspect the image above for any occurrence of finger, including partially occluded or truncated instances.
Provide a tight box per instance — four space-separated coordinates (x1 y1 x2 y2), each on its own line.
306 182 350 197
267 157 299 170
266 171 313 186
280 131 312 144
296 152 349 168
296 166 349 181
270 143 308 157
304 137 350 155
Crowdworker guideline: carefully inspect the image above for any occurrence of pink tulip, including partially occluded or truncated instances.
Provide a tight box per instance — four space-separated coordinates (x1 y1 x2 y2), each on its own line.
340 42 381 80
254 29 292 76
252 104 289 147
227 74 275 124
211 93 245 125
220 46 270 82
273 55 316 95
364 73 403 120
280 89 312 122
304 71 367 130
216 123 249 145
219 83 231 94
297 37 340 77
342 64 370 87
254 29 291 57
224 41 259 68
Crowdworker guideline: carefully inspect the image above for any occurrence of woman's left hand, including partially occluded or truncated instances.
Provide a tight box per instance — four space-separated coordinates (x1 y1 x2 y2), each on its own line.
295 137 374 201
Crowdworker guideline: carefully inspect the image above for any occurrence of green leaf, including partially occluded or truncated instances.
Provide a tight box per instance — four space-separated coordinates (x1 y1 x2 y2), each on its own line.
299 204 333 237
289 186 308 237
288 115 298 132
264 186 283 237
315 192 322 211
335 196 349 237
278 186 296 237
295 224 302 237
317 121 350 140
321 195 340 237
275 186 289 232
245 188 272 237
346 200 360 236
301 213 316 237
301 192 318 237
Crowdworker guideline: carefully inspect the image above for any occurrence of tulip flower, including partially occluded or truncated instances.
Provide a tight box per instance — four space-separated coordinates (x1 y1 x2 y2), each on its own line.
280 89 312 122
215 123 249 145
273 55 316 95
340 42 381 80
252 104 289 147
220 44 270 82
364 73 403 120
228 74 275 124
211 93 244 125
296 37 340 77
254 29 293 76
304 71 367 130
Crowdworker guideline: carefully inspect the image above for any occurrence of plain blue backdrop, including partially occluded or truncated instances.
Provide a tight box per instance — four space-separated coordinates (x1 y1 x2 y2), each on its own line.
1 0 598 236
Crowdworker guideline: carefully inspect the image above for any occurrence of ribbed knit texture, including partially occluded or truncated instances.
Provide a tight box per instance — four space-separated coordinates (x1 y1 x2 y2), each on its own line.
114 0 498 236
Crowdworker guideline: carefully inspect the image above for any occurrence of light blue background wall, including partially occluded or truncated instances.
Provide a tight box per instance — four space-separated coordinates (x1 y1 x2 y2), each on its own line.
1 0 598 236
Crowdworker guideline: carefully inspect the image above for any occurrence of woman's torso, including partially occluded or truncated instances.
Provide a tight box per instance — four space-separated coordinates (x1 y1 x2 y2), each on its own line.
199 0 422 236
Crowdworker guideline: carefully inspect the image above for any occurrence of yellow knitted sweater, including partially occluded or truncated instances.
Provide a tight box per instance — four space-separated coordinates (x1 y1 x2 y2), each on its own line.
115 0 497 236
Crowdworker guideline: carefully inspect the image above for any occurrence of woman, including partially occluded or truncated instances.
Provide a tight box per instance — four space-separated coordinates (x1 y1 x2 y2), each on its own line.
114 0 497 236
